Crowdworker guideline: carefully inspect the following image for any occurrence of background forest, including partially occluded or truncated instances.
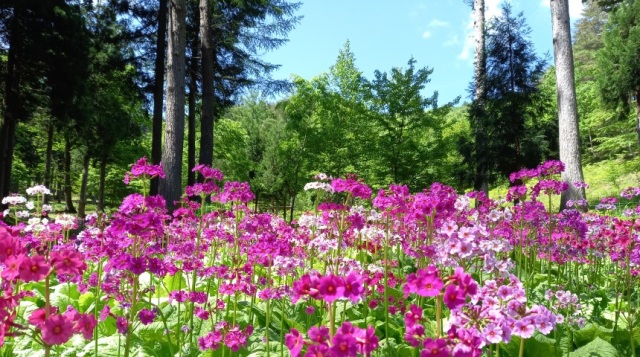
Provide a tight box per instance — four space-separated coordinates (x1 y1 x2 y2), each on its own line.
1 0 639 218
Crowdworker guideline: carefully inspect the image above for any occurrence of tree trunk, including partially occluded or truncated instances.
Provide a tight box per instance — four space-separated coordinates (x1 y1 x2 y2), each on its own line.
160 0 187 212
97 156 107 213
472 0 489 195
77 151 90 218
636 87 640 147
187 9 199 187
551 0 587 211
289 194 296 223
150 0 168 196
44 122 54 204
0 3 25 204
63 135 76 213
198 0 215 173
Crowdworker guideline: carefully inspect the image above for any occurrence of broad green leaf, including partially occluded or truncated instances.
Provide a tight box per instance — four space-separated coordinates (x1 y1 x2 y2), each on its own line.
569 337 620 357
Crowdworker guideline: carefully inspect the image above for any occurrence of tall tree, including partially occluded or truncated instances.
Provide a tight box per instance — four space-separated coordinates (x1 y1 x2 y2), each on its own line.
596 0 640 147
150 0 168 196
369 58 456 189
550 0 587 210
478 3 549 182
198 0 215 175
160 0 187 210
470 0 488 193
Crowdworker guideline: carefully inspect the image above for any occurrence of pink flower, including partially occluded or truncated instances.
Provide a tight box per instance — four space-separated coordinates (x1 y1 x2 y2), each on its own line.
443 285 466 310
198 331 223 351
19 255 50 282
285 329 305 357
421 338 449 357
343 272 365 304
330 333 358 357
41 314 74 345
513 319 535 339
318 275 345 304
74 314 97 340
1 254 23 281
354 326 379 356
50 249 87 276
482 323 503 344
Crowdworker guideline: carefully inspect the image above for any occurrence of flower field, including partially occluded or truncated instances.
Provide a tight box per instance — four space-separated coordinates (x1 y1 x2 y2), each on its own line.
0 158 638 357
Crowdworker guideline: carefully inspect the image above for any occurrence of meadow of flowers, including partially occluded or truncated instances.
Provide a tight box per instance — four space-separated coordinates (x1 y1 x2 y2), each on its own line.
0 158 638 357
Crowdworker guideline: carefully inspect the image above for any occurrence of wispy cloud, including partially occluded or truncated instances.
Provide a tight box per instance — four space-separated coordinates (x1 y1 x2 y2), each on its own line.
428 19 450 28
539 0 584 19
458 0 502 61
422 31 432 39
443 35 460 47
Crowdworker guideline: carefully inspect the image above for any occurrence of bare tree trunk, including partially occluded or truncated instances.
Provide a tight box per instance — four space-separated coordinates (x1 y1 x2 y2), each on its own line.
187 9 199 187
151 0 168 196
44 122 54 203
77 151 90 218
636 88 640 147
198 0 215 173
551 0 587 211
160 0 187 211
289 194 296 223
97 156 107 213
0 3 24 203
63 135 76 213
472 0 489 195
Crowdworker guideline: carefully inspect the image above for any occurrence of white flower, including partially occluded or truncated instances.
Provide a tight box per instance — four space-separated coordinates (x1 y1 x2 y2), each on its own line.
1 195 26 205
25 201 35 210
15 210 30 218
26 185 51 196
42 204 53 212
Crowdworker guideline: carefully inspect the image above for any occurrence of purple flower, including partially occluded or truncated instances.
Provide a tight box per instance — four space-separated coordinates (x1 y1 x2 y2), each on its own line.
513 319 535 339
116 316 128 334
421 338 449 357
138 309 155 325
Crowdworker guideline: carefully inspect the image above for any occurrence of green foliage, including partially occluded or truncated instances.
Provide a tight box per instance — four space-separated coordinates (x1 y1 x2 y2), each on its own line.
596 0 640 144
466 3 553 186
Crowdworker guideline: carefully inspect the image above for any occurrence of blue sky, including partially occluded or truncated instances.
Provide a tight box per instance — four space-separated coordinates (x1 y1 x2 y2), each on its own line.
263 0 585 105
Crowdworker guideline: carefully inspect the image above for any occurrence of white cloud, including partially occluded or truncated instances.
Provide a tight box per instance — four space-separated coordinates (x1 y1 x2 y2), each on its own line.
422 31 432 39
443 35 460 47
428 19 450 28
458 0 503 61
539 0 585 19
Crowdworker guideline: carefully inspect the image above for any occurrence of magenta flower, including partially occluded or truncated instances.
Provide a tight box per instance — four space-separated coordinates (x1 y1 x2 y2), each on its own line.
421 338 449 357
354 325 379 356
343 272 365 304
285 329 305 357
50 249 87 276
198 331 223 351
41 314 74 345
330 333 358 357
307 326 330 344
1 254 23 281
443 285 466 310
138 309 155 325
19 254 50 282
116 316 128 334
416 271 443 297
318 274 345 304
74 313 97 340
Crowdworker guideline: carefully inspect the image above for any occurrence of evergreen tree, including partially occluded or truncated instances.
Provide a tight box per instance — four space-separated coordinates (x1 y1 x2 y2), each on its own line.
596 0 640 147
476 3 549 183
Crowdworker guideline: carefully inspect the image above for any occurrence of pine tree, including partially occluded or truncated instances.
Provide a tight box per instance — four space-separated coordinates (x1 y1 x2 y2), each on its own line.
478 3 549 183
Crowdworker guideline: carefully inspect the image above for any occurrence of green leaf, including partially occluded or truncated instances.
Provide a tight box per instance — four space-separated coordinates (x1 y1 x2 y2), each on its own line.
569 337 621 357
573 323 614 346
78 292 95 313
